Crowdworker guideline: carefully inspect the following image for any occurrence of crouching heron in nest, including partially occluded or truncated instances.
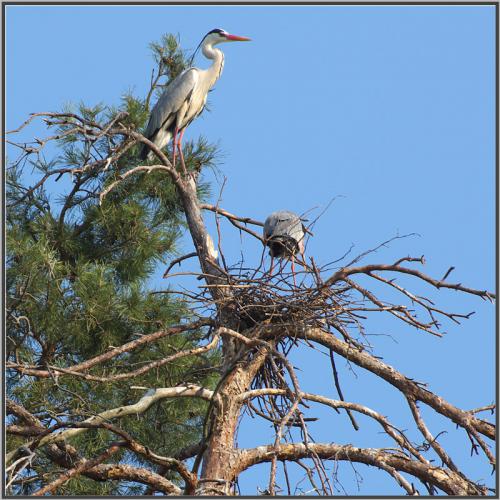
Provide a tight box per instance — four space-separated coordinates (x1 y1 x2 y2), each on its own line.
139 28 251 168
263 210 308 287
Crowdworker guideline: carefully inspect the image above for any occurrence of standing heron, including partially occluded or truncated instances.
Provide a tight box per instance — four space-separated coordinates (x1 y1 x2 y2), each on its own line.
263 210 307 287
139 28 251 165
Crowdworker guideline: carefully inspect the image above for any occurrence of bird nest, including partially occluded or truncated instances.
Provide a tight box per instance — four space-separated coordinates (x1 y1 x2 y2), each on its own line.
213 270 351 425
217 268 351 337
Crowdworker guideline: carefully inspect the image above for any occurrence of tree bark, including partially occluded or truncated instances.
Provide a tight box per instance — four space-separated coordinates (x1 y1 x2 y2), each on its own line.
198 343 271 495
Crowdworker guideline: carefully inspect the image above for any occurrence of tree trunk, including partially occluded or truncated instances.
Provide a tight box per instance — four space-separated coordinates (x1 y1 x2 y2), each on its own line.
198 344 270 495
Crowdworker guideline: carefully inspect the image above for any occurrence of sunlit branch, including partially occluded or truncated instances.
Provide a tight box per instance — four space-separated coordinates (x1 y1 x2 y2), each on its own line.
235 443 487 495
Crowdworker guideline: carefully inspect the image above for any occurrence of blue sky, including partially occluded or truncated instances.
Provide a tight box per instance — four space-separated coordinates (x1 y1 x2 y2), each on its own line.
5 4 496 495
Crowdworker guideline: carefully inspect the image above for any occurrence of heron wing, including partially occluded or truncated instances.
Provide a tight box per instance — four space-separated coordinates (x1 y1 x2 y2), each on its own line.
264 211 304 244
144 68 199 140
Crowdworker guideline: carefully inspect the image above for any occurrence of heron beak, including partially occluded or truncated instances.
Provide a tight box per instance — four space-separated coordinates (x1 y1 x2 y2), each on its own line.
225 34 251 42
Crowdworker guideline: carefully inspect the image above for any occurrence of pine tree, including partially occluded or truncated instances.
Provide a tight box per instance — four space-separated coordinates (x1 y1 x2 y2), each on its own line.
6 34 219 495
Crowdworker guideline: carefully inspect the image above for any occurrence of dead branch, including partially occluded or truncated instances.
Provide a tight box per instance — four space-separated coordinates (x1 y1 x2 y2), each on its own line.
42 440 182 495
6 318 212 379
239 389 428 464
32 444 121 496
7 334 220 383
407 396 459 471
235 443 487 495
163 252 198 277
326 261 495 301
48 420 198 493
294 327 494 441
6 385 217 465
201 203 265 243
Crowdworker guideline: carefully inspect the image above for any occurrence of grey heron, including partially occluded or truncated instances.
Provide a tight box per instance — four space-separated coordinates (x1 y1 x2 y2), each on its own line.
263 210 307 286
139 28 251 165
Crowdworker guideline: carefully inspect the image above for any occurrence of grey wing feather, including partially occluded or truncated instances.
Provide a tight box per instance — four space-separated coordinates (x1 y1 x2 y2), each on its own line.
264 211 303 241
144 68 199 140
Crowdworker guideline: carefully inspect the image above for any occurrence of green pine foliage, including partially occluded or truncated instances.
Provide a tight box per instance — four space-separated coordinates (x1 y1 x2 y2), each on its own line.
6 34 220 495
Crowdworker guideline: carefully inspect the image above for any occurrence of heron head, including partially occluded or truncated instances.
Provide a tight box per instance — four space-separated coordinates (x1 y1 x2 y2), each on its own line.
203 28 251 45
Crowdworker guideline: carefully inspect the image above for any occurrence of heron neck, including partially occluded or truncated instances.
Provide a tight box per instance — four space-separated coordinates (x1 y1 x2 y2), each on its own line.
201 43 225 88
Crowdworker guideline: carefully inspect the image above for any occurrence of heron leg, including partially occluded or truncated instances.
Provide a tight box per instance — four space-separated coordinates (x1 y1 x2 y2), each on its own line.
178 128 188 175
171 127 179 169
291 255 297 288
300 249 307 269
269 256 274 276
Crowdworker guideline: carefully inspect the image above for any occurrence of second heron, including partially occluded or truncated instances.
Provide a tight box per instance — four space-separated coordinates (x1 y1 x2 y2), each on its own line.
263 210 307 287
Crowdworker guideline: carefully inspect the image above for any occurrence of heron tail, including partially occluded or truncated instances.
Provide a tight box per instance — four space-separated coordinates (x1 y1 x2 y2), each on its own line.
138 143 149 161
138 129 172 162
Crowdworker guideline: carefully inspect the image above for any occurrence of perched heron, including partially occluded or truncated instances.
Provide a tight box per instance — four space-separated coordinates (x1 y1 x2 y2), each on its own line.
263 210 307 286
139 28 251 165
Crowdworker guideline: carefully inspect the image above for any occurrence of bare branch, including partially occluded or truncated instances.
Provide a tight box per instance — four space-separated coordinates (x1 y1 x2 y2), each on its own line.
236 443 487 495
292 326 494 441
12 334 220 383
407 396 459 471
201 203 265 242
6 386 217 465
6 319 212 379
32 444 121 496
239 389 428 464
163 252 198 278
326 261 495 301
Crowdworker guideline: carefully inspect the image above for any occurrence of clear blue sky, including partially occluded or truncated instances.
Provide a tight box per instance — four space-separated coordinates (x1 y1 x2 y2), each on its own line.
6 4 496 495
